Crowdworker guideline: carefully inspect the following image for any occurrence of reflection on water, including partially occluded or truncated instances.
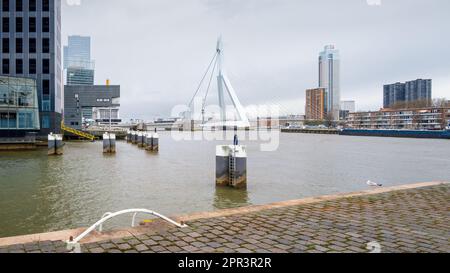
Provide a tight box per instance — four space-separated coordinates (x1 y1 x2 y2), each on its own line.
214 187 251 210
0 132 449 237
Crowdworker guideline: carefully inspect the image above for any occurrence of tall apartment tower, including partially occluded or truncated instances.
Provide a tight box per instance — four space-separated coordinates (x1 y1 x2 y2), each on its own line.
384 79 432 108
64 35 94 85
319 45 340 120
405 79 432 103
305 88 326 121
0 0 62 135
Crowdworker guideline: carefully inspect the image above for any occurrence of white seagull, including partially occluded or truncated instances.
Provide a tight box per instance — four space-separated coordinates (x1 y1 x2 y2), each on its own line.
367 180 383 187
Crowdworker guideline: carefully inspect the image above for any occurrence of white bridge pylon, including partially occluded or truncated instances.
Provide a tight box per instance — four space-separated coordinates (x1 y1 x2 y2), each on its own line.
188 37 250 128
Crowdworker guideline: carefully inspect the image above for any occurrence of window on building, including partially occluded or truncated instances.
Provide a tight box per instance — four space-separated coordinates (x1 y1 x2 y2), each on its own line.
2 17 9 32
2 38 9 53
42 17 49 32
43 80 50 95
16 0 22 12
29 38 36 53
42 116 50 129
16 59 23 74
29 59 36 74
29 0 36 11
2 0 9 11
43 0 50 11
2 59 9 74
15 38 23 53
42 59 50 74
16 17 23 32
42 38 50 53
29 17 36 32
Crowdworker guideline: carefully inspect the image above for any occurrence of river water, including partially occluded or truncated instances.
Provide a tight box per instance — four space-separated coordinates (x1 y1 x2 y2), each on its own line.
0 132 449 237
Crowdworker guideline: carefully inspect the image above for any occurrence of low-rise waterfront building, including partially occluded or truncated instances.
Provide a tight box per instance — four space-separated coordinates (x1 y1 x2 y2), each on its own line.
347 107 450 130
0 76 40 138
64 84 121 130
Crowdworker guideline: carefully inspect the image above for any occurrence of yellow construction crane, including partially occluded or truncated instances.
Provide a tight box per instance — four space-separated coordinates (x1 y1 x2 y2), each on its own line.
61 121 95 141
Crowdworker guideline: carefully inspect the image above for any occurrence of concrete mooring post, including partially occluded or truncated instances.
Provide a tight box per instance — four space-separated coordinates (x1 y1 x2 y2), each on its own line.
103 133 116 153
152 132 159 152
142 132 148 149
137 132 145 148
131 131 137 144
126 130 132 143
48 133 64 156
216 144 247 189
145 133 153 151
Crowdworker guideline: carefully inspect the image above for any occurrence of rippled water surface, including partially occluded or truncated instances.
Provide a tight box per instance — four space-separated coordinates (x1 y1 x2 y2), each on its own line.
0 132 449 237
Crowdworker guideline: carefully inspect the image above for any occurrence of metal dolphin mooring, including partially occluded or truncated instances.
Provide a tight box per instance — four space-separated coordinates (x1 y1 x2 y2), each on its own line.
216 135 247 189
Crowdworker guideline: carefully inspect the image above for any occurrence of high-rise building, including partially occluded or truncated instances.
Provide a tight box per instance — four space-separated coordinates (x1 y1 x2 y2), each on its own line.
305 88 326 120
340 100 356 113
340 100 356 120
0 0 63 136
405 79 432 104
384 79 432 108
64 35 90 68
319 45 340 120
66 67 94 85
64 35 94 85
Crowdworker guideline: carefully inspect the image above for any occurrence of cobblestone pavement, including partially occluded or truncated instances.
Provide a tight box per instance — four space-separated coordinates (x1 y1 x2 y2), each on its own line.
1 185 449 253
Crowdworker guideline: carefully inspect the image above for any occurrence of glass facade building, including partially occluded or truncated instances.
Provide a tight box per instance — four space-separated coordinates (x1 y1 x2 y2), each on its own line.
0 0 63 136
0 76 40 135
64 35 94 85
319 45 341 120
67 67 94 86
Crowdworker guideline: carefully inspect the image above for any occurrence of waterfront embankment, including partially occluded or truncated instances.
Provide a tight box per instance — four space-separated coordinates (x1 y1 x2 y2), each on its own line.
0 181 448 253
281 128 339 135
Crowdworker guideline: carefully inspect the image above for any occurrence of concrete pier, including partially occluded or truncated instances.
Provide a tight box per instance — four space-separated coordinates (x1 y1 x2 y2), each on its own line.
131 131 137 145
216 145 247 189
137 132 144 148
126 131 132 143
145 134 153 151
0 182 448 253
48 134 64 156
151 133 159 152
103 133 116 153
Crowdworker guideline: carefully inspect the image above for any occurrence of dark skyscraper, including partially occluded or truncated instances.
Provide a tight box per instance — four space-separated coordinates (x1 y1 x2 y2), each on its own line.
0 0 62 135
405 79 432 104
384 79 432 108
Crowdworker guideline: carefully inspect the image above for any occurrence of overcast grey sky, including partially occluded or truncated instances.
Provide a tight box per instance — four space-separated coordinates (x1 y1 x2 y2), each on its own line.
62 0 450 120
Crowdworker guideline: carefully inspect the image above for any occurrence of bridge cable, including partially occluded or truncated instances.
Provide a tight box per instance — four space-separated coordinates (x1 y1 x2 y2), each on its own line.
188 51 218 109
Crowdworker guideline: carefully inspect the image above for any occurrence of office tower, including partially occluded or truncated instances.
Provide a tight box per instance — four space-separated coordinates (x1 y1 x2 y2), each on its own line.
305 88 326 120
319 45 340 120
0 0 63 136
64 35 94 85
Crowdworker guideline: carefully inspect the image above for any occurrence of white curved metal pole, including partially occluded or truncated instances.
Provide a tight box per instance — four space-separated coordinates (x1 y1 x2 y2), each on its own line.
70 209 188 244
